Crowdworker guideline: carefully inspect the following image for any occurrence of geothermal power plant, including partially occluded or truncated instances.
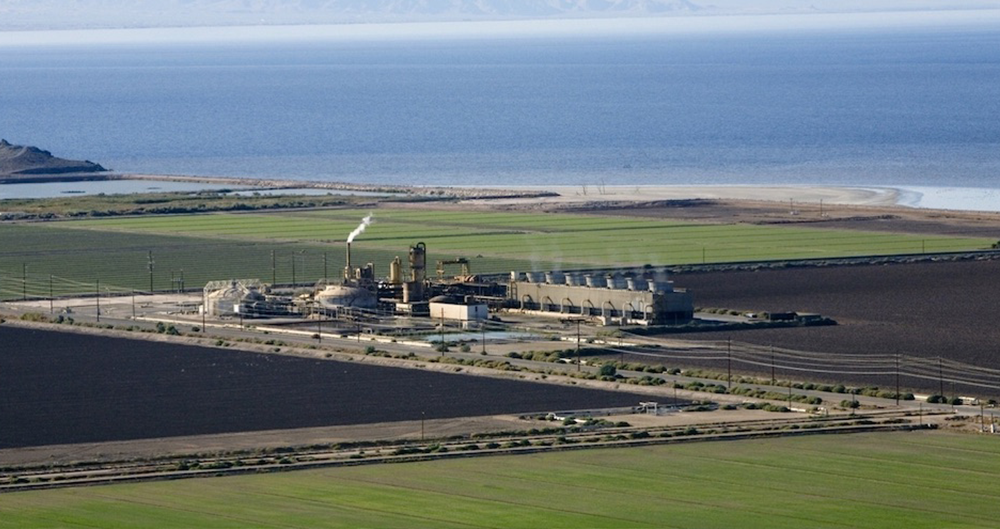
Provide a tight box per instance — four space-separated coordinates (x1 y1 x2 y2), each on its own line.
201 216 694 328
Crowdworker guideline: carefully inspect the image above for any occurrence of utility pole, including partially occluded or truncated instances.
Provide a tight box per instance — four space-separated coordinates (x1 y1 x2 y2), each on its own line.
147 251 154 293
271 249 276 285
291 253 296 286
49 274 53 314
131 289 136 319
481 322 486 354
727 338 732 390
770 344 775 385
938 357 944 398
576 319 581 372
323 252 328 281
95 279 100 323
317 316 322 343
22 263 26 301
896 353 899 406
439 309 445 353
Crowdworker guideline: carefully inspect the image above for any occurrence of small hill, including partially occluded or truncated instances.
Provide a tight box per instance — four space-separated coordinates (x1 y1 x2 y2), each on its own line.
0 140 107 176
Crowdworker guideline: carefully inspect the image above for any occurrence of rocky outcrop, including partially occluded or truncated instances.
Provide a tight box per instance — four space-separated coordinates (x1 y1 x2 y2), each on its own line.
0 139 107 176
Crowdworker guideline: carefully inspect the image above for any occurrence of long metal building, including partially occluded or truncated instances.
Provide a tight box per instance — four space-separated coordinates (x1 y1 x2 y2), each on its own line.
508 271 693 325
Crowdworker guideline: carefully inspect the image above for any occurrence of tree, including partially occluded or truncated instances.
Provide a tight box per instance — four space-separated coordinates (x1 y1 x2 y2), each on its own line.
599 364 617 377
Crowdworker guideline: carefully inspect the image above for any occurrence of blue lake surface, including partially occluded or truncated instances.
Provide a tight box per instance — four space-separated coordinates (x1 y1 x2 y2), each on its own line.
1 22 998 188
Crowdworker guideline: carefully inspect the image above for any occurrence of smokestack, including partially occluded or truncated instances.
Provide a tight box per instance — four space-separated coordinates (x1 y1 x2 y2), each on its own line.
344 241 352 281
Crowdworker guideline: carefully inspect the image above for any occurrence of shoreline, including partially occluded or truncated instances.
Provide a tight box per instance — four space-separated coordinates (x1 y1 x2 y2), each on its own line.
5 172 1000 213
468 184 900 208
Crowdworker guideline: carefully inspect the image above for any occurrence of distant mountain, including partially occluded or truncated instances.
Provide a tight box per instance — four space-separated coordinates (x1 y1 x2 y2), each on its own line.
1 0 993 31
0 140 107 176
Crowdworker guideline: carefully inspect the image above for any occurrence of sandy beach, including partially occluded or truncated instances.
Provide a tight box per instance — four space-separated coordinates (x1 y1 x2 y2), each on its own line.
472 185 899 207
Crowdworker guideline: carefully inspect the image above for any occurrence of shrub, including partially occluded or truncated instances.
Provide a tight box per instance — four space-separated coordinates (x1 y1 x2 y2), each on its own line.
365 345 377 354
840 399 861 409
598 364 617 377
460 344 471 353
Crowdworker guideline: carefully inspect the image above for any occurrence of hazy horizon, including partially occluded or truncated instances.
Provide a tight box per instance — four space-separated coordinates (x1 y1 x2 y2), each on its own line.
3 7 1000 47
2 0 999 32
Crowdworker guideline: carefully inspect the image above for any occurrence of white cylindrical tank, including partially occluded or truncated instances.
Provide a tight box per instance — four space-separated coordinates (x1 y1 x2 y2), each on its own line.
316 284 377 309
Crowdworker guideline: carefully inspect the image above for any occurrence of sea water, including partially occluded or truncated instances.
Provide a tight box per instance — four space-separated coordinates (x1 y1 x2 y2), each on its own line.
1 17 998 200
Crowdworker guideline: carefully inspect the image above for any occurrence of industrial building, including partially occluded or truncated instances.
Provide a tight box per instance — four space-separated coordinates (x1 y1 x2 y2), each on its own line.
508 271 693 325
201 239 693 327
202 279 269 317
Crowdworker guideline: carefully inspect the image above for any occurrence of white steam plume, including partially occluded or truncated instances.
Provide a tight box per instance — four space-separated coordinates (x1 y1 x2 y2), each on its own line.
347 214 373 243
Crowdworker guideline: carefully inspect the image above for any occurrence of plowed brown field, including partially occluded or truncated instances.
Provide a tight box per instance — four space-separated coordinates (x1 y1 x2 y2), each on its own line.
0 327 652 449
669 259 1000 393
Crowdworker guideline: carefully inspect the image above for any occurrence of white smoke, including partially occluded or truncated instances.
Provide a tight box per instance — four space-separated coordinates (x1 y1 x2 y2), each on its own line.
347 214 373 243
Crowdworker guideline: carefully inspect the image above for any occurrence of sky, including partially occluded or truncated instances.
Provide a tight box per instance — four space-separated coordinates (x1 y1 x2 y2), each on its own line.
1 0 999 32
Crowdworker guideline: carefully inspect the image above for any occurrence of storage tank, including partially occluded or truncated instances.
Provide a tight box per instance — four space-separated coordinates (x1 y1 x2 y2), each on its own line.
626 278 638 291
315 284 377 310
204 280 267 317
389 256 403 284
409 242 426 283
585 274 606 288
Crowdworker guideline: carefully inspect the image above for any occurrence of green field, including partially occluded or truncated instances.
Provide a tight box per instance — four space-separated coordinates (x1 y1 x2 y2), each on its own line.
0 207 992 299
2 432 998 528
68 208 991 266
